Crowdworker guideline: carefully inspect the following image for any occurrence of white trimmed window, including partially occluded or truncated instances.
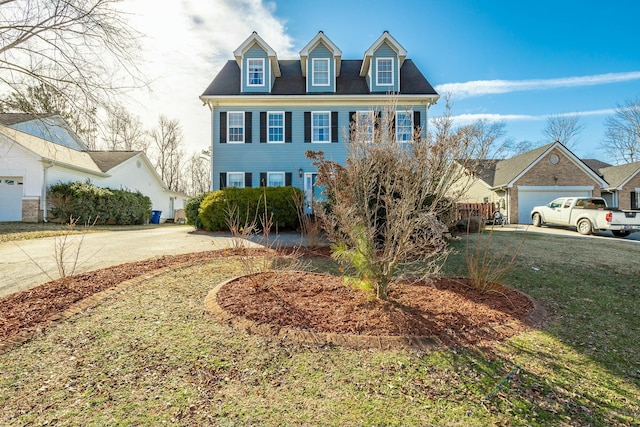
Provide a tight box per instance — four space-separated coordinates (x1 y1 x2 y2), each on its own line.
312 112 330 143
267 172 285 187
227 112 244 143
396 111 413 142
376 57 394 86
247 58 265 86
268 111 284 143
312 58 330 86
356 111 375 143
227 172 245 188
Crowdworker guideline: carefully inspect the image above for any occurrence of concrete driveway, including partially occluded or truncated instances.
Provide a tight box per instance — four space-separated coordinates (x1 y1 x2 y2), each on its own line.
0 226 263 298
1 223 637 298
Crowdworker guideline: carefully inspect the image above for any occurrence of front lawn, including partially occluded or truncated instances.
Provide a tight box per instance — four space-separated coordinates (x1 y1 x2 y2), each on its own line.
0 231 638 426
0 222 165 243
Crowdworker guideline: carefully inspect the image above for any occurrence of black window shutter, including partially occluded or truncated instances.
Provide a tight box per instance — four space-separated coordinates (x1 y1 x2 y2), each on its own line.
260 112 267 143
390 112 396 141
348 111 356 142
413 111 421 136
245 112 252 143
632 192 638 210
260 172 267 187
285 112 292 143
244 172 252 188
219 172 227 189
331 111 339 143
304 112 311 143
220 112 227 144
374 111 381 130
285 172 292 186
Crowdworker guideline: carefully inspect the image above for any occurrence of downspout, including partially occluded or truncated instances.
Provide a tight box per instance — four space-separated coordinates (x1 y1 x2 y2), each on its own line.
42 159 54 222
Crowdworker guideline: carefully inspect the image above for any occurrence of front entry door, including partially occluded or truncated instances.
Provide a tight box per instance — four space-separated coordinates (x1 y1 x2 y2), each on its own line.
303 173 323 214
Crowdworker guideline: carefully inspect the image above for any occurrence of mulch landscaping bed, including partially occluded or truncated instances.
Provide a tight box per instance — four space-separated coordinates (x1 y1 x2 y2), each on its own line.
1 246 540 350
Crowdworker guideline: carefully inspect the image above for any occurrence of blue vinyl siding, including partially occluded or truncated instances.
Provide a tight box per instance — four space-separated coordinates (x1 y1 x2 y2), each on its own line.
307 43 335 93
242 44 270 93
371 42 399 92
210 104 428 191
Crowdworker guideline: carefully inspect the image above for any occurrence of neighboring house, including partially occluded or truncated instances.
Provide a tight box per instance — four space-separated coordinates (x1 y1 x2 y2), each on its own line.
456 141 640 224
0 114 186 222
200 31 439 212
599 161 640 210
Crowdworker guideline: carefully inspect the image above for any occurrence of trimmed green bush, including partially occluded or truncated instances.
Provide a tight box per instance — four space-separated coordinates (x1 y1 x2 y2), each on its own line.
49 181 152 225
198 186 303 232
185 192 210 229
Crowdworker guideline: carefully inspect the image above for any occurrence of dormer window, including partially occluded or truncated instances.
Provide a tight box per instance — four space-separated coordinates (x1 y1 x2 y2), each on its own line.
376 58 394 86
312 58 330 86
247 58 265 86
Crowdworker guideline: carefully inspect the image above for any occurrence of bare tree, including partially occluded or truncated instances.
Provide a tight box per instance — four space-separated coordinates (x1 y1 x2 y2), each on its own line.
0 0 145 132
102 104 148 151
543 114 584 150
184 150 211 196
0 83 98 148
602 97 640 163
308 100 490 300
149 115 184 192
472 119 508 158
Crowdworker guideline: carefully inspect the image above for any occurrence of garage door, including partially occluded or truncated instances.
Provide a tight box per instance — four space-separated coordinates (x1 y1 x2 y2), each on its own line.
517 186 593 224
0 177 23 221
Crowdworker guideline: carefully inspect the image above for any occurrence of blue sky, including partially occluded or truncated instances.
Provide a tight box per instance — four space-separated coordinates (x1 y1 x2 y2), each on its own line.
124 0 640 162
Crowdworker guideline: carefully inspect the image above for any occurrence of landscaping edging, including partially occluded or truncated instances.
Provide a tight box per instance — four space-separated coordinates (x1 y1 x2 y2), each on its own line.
205 274 547 351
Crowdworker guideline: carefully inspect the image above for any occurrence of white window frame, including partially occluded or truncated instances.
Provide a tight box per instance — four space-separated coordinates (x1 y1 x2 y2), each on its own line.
267 111 285 143
376 57 394 86
356 111 375 143
247 58 265 87
227 172 245 188
312 58 330 86
267 172 285 187
227 111 244 143
312 111 331 143
395 111 413 143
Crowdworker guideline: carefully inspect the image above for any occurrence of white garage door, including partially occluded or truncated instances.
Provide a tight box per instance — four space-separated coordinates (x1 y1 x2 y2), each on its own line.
518 186 593 224
0 177 23 221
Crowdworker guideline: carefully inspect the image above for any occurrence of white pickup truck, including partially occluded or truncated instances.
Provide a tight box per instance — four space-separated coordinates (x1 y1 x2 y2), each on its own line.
530 197 640 237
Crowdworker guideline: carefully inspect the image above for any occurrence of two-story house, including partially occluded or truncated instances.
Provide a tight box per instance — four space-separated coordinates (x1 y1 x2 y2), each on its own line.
200 31 439 212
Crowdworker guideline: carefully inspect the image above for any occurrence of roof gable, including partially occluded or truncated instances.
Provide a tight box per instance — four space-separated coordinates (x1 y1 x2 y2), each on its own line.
472 142 608 188
87 151 142 173
360 31 407 77
233 31 280 77
600 161 640 189
300 31 342 77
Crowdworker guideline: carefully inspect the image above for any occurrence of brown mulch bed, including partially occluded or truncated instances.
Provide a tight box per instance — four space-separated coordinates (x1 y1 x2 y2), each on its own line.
217 271 538 346
1 246 540 349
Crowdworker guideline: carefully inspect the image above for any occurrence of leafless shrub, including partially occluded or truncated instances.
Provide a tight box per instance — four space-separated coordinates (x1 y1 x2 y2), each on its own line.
308 98 491 300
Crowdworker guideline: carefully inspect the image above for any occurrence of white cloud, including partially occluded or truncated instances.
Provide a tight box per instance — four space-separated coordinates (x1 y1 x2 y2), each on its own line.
118 0 295 154
449 108 616 125
435 72 640 99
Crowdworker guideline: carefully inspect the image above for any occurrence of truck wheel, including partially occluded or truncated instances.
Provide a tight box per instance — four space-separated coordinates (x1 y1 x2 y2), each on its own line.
577 219 593 235
532 213 542 227
612 230 630 237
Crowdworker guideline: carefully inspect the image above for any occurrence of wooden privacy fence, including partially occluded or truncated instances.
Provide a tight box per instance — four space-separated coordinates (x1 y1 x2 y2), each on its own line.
456 202 497 222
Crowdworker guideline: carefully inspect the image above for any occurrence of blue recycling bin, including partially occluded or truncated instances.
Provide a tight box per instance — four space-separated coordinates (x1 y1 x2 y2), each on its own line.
151 210 162 224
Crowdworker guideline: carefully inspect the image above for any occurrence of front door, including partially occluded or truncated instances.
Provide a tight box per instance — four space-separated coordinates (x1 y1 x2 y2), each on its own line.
303 173 323 214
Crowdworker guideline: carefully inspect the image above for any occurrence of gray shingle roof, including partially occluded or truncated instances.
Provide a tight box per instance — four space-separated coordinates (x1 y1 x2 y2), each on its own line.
87 151 141 173
201 59 437 97
0 113 54 126
491 143 554 187
599 161 640 188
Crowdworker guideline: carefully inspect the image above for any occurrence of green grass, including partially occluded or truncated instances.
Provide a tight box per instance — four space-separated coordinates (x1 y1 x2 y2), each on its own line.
0 231 639 425
0 222 164 243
